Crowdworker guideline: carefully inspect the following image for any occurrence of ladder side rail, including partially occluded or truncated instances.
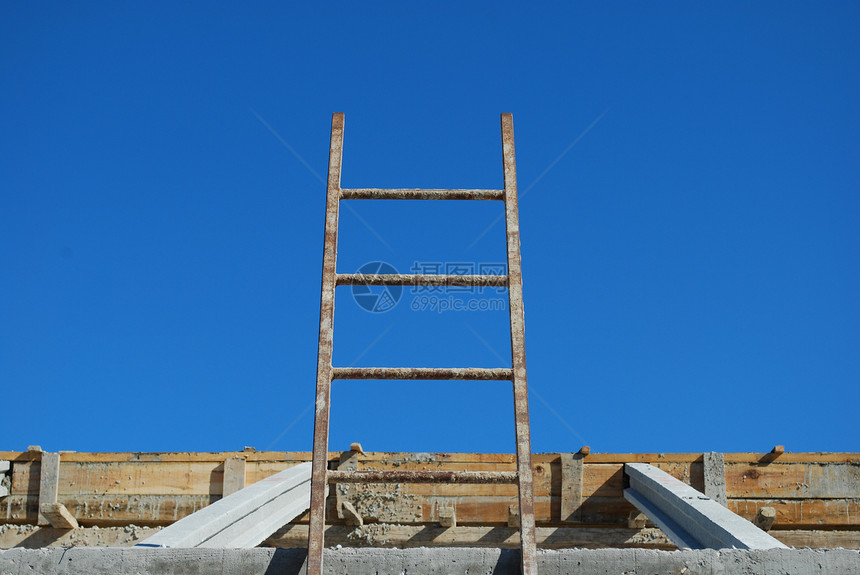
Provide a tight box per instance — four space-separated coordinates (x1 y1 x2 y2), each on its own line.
306 112 344 575
501 113 538 575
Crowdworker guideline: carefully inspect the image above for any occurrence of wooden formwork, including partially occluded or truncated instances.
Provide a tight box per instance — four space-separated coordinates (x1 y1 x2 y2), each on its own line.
1 450 858 549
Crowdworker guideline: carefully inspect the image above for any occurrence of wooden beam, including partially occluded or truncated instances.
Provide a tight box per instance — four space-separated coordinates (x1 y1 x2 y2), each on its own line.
2 450 859 464
773 528 860 549
726 462 860 499
1 450 857 532
2 524 858 552
729 498 860 528
263 524 675 549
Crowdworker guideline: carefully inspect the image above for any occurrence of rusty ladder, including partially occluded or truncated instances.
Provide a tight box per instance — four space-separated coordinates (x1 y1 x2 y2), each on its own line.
307 113 537 575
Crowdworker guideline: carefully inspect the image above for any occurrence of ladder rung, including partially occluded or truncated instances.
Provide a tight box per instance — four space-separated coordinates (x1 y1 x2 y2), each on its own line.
336 273 508 287
332 367 513 381
328 470 518 484
341 188 504 201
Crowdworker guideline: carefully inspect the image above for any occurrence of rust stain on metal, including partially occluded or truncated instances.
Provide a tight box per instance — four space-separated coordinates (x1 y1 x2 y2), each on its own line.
331 367 513 381
335 273 508 287
502 112 538 575
307 113 536 575
341 188 504 201
328 470 518 484
307 112 344 575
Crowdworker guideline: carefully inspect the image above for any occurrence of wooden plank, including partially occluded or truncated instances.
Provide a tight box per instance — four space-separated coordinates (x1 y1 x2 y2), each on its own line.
772 529 860 549
245 461 314 484
579 463 703 499
354 452 519 464
2 450 859 533
730 499 860 528
0 455 834 501
582 453 860 464
726 462 860 499
12 459 695 502
1 494 217 527
59 461 225 496
3 523 858 551
0 451 317 463
9 460 40 495
263 524 675 549
5 490 857 529
2 450 859 464
0 525 162 548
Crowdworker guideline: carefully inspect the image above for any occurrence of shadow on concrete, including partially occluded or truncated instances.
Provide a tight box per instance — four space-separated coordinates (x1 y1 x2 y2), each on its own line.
264 548 308 575
13 528 69 548
491 549 521 574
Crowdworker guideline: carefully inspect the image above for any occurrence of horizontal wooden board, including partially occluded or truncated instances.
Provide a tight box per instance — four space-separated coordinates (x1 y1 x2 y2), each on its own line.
771 529 860 549
726 462 860 499
730 498 860 528
4 451 858 464
3 524 857 552
4 491 857 529
264 524 675 549
3 450 857 532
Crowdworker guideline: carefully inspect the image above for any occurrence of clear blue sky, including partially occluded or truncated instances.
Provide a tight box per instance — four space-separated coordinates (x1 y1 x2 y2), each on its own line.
2 3 858 455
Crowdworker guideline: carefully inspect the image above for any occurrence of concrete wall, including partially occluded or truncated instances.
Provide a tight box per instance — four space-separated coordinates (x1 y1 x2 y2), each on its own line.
1 547 859 575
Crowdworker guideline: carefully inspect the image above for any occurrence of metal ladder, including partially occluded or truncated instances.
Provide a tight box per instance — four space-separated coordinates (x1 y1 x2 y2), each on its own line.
307 113 537 575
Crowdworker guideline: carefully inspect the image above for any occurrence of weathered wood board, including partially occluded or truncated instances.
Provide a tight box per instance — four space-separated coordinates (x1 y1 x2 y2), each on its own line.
1 450 857 547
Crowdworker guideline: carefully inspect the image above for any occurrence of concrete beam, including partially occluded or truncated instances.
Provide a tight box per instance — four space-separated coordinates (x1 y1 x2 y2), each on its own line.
222 457 246 497
40 503 79 529
136 462 314 549
37 453 60 526
0 460 9 498
624 462 788 550
3 547 860 575
702 452 727 506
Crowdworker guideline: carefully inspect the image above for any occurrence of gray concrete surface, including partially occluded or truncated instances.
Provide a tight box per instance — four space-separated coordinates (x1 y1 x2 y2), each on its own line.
625 462 787 550
1 546 859 574
702 451 727 506
137 462 312 549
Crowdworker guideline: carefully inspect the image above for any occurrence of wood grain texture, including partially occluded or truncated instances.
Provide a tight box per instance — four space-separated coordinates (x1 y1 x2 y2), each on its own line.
1 451 857 532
